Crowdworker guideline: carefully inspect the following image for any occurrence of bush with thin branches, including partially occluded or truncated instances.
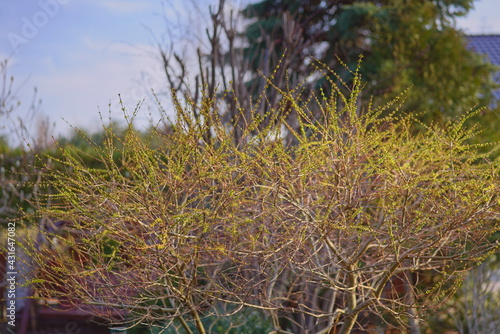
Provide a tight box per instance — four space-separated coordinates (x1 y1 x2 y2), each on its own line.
25 65 500 334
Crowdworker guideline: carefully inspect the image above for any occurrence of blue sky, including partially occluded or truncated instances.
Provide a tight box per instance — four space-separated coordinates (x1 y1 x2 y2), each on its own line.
1 0 500 146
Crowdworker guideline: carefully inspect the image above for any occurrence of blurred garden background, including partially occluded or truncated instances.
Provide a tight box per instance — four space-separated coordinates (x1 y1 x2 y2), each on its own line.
2 1 500 333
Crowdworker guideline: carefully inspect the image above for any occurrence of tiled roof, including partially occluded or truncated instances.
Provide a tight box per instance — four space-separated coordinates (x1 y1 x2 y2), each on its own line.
467 34 500 66
466 34 500 100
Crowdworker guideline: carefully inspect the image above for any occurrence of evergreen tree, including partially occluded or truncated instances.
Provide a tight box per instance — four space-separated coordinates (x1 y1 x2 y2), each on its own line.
241 0 498 120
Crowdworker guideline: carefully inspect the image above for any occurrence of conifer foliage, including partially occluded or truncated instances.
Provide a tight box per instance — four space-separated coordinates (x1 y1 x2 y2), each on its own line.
239 0 497 118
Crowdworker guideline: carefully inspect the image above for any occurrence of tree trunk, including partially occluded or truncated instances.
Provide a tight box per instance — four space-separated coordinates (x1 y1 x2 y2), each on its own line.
405 272 421 334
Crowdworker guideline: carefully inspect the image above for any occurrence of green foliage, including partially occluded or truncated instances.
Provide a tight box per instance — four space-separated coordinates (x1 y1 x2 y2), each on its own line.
241 0 498 120
0 147 46 223
24 64 500 334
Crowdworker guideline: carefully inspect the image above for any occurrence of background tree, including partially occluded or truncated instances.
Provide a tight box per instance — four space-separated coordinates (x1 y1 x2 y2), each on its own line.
240 0 498 119
0 58 51 226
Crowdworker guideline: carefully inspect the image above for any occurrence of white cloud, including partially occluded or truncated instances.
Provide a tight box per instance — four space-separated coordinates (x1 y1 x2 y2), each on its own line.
456 0 500 34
